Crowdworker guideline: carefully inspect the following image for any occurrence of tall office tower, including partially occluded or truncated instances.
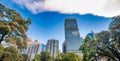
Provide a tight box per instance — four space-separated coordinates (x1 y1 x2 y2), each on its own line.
21 38 43 61
64 18 82 53
46 39 59 57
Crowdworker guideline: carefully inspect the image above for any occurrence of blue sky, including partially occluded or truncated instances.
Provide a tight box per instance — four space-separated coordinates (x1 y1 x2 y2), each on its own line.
1 0 112 51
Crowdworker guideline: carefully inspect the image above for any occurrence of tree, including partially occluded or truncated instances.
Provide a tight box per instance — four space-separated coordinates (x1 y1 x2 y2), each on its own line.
40 52 53 61
80 15 120 61
0 44 4 58
96 31 115 60
95 16 120 61
33 54 41 61
63 52 83 61
55 53 63 61
1 47 24 61
22 54 28 61
79 36 97 61
33 52 53 61
109 16 120 58
0 4 31 51
96 16 120 61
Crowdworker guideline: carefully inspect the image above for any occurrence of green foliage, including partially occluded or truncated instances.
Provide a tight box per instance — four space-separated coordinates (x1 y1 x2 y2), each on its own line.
33 52 53 61
22 54 28 61
109 16 120 51
34 52 83 61
80 15 120 61
1 47 24 61
40 52 53 61
0 44 4 58
0 4 31 51
104 16 120 60
95 16 120 60
33 54 40 61
63 52 83 61
33 54 41 61
55 52 83 61
79 36 96 61
55 53 63 61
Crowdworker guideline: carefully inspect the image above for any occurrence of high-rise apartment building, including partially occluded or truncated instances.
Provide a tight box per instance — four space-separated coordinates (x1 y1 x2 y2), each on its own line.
21 38 44 61
64 18 82 53
46 39 59 57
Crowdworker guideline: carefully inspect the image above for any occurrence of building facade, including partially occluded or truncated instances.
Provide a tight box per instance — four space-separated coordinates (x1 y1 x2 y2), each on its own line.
46 39 59 57
21 38 44 61
41 44 46 52
64 18 82 53
62 41 67 53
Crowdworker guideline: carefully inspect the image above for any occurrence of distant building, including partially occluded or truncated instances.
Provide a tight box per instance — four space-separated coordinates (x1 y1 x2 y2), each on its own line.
86 31 96 40
41 44 46 52
46 39 59 57
64 18 82 53
21 38 43 61
62 41 66 53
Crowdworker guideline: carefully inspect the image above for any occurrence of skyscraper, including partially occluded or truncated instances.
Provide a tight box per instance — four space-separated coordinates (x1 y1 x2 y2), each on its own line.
46 39 59 57
64 18 82 53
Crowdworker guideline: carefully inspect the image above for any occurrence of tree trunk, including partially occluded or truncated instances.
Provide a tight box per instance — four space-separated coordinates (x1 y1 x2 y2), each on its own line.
0 34 6 43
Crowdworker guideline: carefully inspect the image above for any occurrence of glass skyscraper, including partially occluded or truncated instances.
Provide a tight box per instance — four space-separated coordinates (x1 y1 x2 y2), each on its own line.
64 18 82 53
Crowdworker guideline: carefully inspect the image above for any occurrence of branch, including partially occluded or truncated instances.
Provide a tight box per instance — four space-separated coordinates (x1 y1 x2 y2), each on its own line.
97 46 117 60
0 34 6 43
107 43 120 60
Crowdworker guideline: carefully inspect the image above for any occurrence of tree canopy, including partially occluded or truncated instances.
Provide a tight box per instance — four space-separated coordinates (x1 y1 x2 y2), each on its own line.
80 15 120 61
55 52 83 61
0 47 24 61
96 16 120 60
63 52 83 61
33 52 53 61
0 44 4 58
22 54 28 61
55 53 63 61
0 4 31 51
79 36 97 61
33 52 83 61
33 54 41 61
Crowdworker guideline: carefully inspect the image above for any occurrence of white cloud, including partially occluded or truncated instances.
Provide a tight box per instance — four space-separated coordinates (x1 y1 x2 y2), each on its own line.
12 0 120 17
